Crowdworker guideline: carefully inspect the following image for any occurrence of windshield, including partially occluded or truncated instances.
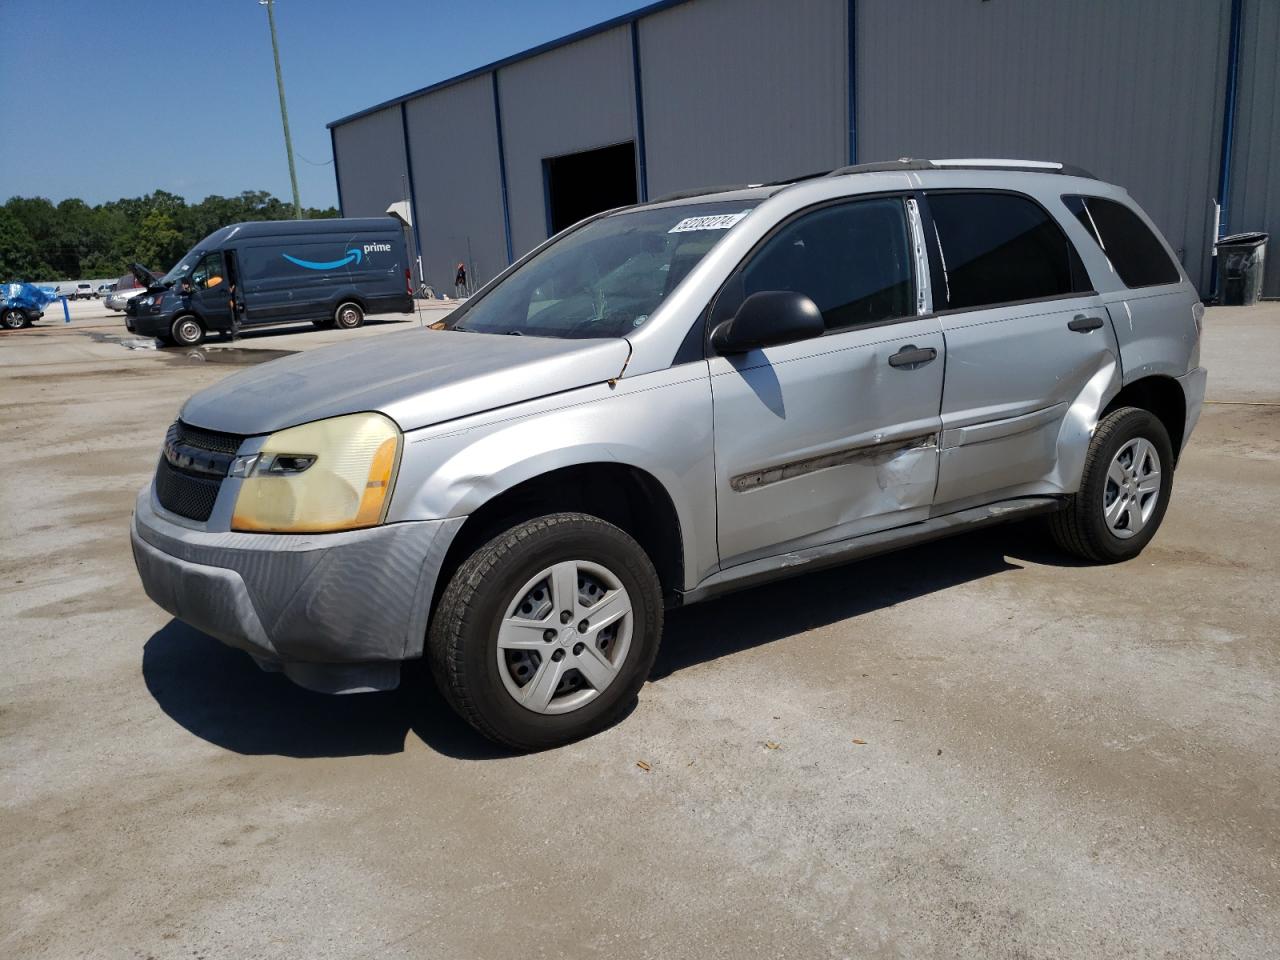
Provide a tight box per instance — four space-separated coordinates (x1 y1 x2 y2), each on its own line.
447 200 759 338
159 250 201 286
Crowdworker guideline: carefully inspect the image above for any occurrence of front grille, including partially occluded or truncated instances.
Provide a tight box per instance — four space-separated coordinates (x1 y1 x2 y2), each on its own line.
174 420 244 455
155 457 223 521
153 421 246 522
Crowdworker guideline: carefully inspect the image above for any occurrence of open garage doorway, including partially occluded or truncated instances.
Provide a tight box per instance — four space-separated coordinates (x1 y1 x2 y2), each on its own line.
543 142 638 236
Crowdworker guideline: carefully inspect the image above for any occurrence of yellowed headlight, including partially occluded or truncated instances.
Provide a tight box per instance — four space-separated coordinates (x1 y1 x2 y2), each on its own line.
231 412 401 533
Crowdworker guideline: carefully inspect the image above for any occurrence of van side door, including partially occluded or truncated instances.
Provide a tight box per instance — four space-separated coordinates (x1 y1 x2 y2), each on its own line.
709 195 946 569
922 190 1121 510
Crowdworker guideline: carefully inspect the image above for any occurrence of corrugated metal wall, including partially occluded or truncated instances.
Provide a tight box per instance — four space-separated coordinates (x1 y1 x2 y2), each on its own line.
637 0 848 198
330 106 408 218
497 26 639 255
1228 0 1280 298
856 0 1232 293
332 0 1276 299
404 76 509 290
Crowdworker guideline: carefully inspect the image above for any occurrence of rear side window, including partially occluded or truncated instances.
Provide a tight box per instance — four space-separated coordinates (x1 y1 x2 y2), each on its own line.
1063 195 1180 288
927 192 1090 311
723 197 914 333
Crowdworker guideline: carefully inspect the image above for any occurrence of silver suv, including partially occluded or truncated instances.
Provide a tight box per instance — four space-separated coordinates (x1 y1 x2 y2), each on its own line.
131 159 1207 749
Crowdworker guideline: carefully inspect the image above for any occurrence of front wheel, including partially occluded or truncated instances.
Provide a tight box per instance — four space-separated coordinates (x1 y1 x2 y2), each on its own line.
334 301 364 329
2 309 30 330
169 315 205 347
1050 406 1174 563
428 513 663 751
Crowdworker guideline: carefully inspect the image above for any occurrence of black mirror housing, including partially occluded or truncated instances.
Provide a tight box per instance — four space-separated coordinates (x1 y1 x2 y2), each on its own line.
710 290 825 354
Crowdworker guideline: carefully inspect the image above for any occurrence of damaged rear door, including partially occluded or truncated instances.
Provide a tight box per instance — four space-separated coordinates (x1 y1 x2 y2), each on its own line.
709 195 945 569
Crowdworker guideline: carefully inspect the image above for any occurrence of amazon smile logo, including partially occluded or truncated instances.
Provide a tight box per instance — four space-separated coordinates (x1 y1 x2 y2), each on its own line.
281 243 390 270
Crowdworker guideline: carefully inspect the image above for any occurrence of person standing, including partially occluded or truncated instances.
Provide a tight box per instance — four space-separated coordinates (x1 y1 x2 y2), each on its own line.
454 262 467 299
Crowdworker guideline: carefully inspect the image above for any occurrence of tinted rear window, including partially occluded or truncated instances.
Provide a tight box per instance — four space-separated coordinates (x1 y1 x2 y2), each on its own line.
927 192 1090 311
1063 195 1180 288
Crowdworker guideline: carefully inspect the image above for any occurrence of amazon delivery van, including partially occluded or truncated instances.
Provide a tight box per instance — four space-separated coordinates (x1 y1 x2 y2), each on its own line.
124 218 413 346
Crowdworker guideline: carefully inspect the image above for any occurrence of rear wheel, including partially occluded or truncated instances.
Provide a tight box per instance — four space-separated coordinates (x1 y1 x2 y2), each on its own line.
2 309 30 330
169 315 205 347
334 301 364 329
428 512 663 751
1050 406 1174 563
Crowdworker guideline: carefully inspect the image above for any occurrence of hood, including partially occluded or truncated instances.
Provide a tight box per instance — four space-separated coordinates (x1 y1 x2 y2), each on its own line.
130 262 160 289
179 328 632 435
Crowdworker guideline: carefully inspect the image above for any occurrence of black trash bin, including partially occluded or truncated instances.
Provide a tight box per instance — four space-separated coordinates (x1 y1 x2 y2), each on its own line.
1215 232 1268 306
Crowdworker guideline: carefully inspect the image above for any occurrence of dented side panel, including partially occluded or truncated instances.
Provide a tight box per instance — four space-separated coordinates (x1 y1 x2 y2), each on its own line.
708 318 946 569
931 294 1122 509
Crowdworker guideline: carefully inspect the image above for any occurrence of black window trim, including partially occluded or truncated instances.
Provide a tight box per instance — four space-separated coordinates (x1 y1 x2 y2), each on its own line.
915 187 1099 320
1059 192 1183 291
697 190 924 360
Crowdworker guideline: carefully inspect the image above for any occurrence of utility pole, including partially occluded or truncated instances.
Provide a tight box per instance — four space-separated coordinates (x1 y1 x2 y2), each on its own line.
260 0 302 218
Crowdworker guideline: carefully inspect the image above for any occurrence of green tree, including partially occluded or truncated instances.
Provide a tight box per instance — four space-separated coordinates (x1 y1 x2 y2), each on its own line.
133 209 188 273
0 208 45 279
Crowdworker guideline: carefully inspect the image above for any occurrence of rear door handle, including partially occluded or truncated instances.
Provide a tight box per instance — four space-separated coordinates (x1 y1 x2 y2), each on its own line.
1068 314 1105 332
888 345 938 369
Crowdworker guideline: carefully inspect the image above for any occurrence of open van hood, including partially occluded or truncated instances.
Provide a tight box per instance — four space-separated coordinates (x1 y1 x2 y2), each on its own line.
179 328 632 436
129 262 160 289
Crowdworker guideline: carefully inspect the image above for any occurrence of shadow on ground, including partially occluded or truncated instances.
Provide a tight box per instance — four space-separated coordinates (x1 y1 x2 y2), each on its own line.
144 521 1055 759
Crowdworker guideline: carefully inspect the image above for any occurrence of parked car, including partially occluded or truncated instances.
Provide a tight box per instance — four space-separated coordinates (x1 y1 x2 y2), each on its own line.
98 282 116 297
105 271 151 312
73 282 94 299
124 217 413 346
131 158 1207 749
2 281 53 330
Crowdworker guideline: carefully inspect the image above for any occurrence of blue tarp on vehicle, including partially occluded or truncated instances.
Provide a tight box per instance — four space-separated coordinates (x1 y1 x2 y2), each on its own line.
2 282 57 310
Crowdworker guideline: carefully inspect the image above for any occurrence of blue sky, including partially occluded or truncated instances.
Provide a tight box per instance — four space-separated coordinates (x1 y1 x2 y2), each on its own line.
0 0 652 208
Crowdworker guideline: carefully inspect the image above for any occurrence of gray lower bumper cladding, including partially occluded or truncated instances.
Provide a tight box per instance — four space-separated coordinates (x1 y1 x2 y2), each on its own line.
131 491 463 694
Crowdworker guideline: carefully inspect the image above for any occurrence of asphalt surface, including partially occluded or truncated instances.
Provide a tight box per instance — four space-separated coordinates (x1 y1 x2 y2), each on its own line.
2 302 1277 959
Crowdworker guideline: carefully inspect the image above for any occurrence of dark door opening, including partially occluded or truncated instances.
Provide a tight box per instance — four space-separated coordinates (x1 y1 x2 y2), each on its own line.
543 141 638 236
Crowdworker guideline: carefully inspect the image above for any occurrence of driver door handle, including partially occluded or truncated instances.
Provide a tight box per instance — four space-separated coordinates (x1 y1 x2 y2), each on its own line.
888 345 938 369
1068 314 1105 332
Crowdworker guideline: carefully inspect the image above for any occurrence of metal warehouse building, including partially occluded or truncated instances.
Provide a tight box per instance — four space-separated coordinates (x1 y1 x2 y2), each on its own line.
328 0 1278 298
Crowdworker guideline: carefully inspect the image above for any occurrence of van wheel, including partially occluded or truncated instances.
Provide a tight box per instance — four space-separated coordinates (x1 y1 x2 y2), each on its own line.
428 513 663 751
334 302 364 329
3 309 30 330
170 315 205 347
1050 406 1174 563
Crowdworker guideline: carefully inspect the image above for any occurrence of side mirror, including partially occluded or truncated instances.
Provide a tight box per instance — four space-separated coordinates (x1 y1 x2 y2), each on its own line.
710 290 825 354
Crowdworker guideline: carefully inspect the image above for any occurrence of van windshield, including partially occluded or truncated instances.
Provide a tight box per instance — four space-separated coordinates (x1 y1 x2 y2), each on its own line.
159 251 201 286
447 200 759 338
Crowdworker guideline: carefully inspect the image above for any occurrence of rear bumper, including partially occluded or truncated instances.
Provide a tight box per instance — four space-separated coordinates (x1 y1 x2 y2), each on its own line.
130 489 463 693
1177 366 1208 452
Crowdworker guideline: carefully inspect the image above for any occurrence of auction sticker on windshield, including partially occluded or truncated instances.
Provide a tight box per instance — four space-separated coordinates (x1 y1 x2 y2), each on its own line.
668 210 752 233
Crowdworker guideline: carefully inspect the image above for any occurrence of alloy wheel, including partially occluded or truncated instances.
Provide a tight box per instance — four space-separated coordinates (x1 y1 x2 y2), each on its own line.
1103 437 1161 539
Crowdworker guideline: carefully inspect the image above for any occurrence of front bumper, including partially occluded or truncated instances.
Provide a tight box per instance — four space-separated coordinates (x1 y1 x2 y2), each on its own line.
131 489 463 693
1177 366 1208 452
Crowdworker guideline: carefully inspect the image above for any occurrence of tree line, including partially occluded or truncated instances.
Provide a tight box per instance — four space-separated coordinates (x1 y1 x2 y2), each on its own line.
0 190 338 282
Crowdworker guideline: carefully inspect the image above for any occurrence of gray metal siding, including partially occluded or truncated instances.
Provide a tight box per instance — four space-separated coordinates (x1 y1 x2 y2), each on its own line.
1228 0 1280 298
331 106 408 218
497 26 639 255
404 75 510 290
638 0 849 198
856 0 1232 294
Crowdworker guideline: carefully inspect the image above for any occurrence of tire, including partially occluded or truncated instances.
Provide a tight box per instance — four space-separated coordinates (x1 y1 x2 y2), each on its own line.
2 309 30 330
169 315 205 347
428 512 664 751
1050 406 1174 563
334 301 364 329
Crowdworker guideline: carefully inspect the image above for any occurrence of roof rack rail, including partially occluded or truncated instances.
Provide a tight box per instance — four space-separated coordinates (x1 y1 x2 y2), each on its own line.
649 183 758 203
826 157 1098 179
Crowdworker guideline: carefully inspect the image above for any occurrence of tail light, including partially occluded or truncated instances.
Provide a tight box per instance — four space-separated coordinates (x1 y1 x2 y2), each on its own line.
1191 301 1204 336
405 268 412 295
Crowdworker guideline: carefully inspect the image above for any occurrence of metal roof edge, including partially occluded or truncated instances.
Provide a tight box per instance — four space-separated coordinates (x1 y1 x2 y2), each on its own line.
327 0 693 129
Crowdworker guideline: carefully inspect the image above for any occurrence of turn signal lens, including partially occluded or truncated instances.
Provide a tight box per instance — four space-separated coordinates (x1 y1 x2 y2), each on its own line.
231 412 401 533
